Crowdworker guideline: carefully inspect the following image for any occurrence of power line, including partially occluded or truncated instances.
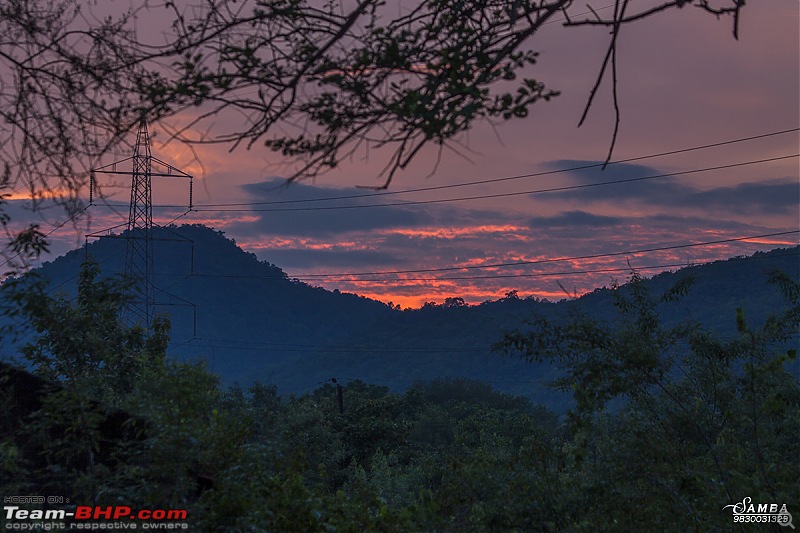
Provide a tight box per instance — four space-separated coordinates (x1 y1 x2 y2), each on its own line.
292 230 800 279
90 127 798 209
7 141 798 287
189 153 799 212
185 338 491 353
5 129 797 258
0 205 89 271
180 328 800 357
148 230 800 283
14 215 797 285
308 253 800 283
90 118 194 327
163 248 800 357
164 252 800 286
190 127 800 208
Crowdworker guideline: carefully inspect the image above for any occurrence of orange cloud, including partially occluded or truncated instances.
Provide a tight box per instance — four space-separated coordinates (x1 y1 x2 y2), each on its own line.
382 224 528 240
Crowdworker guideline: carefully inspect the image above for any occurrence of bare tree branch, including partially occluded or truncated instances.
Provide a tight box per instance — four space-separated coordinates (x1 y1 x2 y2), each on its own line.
0 0 749 265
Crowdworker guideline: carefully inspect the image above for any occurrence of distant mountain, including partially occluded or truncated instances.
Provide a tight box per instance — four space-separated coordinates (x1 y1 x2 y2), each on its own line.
4 224 798 411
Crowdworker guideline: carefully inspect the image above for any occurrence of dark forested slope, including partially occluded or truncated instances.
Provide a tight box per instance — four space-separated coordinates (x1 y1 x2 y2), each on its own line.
6 224 797 410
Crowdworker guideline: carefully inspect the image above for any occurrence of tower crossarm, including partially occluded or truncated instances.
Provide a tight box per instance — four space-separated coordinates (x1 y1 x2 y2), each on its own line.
88 118 194 327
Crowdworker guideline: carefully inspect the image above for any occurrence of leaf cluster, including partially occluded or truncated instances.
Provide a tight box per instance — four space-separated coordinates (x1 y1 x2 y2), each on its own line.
3 265 797 530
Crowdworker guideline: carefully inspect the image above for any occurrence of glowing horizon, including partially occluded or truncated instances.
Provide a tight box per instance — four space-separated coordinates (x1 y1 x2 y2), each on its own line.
3 1 797 310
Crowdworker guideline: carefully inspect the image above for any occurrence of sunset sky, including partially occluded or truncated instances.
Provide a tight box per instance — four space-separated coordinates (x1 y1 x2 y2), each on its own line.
7 0 799 308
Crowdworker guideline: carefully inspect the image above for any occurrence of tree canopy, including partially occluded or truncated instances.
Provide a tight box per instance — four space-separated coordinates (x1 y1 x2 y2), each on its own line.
3 263 797 529
0 0 747 266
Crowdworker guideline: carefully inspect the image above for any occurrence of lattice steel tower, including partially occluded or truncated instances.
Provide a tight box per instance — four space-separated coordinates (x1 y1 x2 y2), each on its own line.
91 118 193 326
126 119 155 325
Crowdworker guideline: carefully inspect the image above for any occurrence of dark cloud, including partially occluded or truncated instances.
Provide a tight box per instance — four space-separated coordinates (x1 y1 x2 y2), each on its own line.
684 180 799 214
231 178 433 237
376 210 770 270
229 180 528 240
528 210 622 228
548 160 664 184
629 213 769 232
1 198 67 222
540 160 799 215
527 210 768 233
263 249 405 269
527 211 776 247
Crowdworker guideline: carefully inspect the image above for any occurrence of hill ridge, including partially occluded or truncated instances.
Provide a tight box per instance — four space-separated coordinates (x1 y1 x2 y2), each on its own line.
5 224 797 409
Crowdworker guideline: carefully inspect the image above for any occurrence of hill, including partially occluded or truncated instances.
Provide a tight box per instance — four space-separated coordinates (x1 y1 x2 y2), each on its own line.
3 224 798 411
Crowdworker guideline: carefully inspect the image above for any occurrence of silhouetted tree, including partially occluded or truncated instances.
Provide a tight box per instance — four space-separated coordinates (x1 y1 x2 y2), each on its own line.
0 0 748 266
496 271 800 529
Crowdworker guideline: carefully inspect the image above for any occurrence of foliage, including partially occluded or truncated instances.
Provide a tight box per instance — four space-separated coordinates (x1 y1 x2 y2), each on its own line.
2 264 798 530
497 270 800 530
0 0 747 263
5 260 168 400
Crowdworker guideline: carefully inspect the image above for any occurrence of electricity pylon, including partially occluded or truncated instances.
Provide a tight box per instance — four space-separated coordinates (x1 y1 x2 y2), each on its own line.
91 118 193 326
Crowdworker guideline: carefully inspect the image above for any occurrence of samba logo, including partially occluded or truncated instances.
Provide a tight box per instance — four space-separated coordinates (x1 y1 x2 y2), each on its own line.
722 497 794 528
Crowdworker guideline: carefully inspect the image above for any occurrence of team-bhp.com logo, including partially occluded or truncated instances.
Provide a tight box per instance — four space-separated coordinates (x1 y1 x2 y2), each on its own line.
723 497 794 528
4 503 188 529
